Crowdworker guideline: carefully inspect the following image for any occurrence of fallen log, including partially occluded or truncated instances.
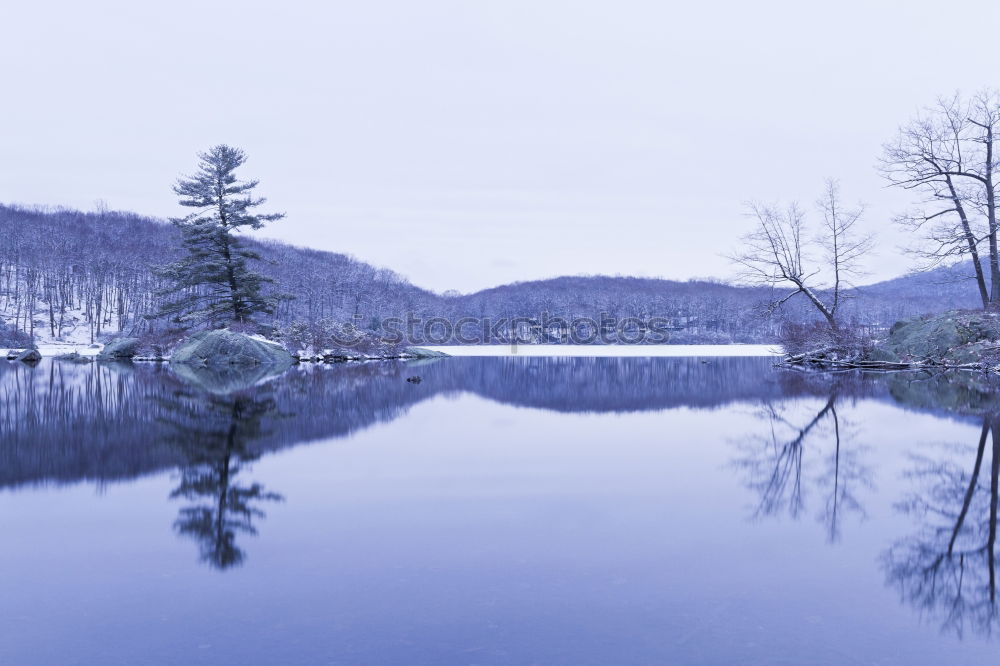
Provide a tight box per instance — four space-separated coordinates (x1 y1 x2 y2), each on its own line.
780 354 984 372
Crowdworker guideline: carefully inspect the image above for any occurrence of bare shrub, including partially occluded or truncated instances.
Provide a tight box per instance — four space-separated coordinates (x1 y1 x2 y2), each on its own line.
0 320 32 348
779 322 874 358
135 327 187 358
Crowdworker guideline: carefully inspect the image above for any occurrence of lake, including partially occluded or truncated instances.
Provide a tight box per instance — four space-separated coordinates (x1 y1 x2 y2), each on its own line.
2 353 999 664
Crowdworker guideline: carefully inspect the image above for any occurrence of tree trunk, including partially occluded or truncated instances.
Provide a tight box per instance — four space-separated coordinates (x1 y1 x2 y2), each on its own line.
946 176 990 308
985 127 1000 306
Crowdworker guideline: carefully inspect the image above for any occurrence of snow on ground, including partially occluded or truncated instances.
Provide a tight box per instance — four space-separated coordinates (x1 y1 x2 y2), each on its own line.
420 344 781 357
38 342 103 356
2 303 106 357
2 343 103 358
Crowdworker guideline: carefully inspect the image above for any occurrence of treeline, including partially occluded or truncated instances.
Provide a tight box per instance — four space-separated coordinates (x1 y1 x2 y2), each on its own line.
0 203 435 344
0 205 170 341
0 203 983 346
434 272 980 343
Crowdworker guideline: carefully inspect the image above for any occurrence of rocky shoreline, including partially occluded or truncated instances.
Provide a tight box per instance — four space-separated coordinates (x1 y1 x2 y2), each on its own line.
5 330 449 366
784 311 1000 372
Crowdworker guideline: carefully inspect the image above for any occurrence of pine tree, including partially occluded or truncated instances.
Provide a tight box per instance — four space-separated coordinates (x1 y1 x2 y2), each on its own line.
155 145 284 326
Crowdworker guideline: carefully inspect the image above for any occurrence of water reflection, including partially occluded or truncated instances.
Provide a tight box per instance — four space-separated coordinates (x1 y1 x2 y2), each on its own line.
5 355 1000 610
728 369 1000 639
0 359 426 487
732 388 872 543
882 415 1000 638
727 369 1000 637
0 356 794 490
159 386 284 569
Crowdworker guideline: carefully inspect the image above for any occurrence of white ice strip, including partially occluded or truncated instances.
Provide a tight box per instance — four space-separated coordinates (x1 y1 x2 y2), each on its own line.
418 344 781 357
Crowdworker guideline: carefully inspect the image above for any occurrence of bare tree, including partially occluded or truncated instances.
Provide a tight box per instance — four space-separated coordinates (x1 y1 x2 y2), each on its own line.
881 90 1000 309
731 181 873 332
817 180 872 320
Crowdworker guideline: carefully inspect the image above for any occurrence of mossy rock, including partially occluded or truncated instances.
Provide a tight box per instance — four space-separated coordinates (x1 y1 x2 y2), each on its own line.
866 346 900 363
877 312 1000 362
943 341 993 365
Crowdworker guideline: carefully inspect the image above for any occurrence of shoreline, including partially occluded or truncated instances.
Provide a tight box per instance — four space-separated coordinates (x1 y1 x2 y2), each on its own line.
7 342 783 360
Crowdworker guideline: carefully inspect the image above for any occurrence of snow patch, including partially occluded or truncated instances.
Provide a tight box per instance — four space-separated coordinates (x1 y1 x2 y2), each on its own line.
419 344 781 357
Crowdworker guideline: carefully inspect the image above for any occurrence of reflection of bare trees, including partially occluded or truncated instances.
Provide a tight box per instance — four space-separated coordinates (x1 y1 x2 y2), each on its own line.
883 416 1000 638
0 359 426 488
733 393 871 542
160 389 284 570
817 401 869 543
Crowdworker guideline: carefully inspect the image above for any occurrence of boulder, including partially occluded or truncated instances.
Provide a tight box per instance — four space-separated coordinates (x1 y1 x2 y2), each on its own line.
873 311 1000 364
54 352 93 363
14 348 42 364
171 329 294 368
98 337 141 360
320 348 363 362
865 346 900 364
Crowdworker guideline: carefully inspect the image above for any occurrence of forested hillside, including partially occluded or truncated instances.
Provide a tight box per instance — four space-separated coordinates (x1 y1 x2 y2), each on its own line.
0 203 984 345
0 204 434 343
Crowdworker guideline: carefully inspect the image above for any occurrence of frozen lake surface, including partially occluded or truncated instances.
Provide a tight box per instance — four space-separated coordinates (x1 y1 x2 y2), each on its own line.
1 356 998 665
423 343 781 356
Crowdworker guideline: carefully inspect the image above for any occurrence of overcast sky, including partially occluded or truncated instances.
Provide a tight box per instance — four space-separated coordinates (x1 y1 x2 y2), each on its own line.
3 1 999 293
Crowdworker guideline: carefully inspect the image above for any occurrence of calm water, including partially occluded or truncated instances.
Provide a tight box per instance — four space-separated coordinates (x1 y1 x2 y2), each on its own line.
2 357 1000 664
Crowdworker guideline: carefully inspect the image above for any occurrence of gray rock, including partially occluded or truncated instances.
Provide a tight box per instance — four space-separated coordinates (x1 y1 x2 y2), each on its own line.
14 348 42 364
55 352 94 364
872 311 1000 364
866 346 900 364
98 337 141 360
170 329 294 368
320 348 362 362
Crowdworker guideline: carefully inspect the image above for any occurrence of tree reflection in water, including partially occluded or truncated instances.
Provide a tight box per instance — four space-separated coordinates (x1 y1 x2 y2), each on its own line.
732 386 872 543
882 415 1000 638
8 353 1000 613
158 377 285 570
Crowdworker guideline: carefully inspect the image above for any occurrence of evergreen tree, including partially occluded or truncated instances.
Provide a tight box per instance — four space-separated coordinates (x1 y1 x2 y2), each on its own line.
156 145 284 326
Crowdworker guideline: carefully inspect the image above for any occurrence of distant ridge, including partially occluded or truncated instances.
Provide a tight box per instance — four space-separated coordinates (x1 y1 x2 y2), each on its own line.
0 202 985 343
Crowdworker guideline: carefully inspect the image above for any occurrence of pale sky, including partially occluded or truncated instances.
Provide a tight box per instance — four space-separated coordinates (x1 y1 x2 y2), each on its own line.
3 1 999 293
